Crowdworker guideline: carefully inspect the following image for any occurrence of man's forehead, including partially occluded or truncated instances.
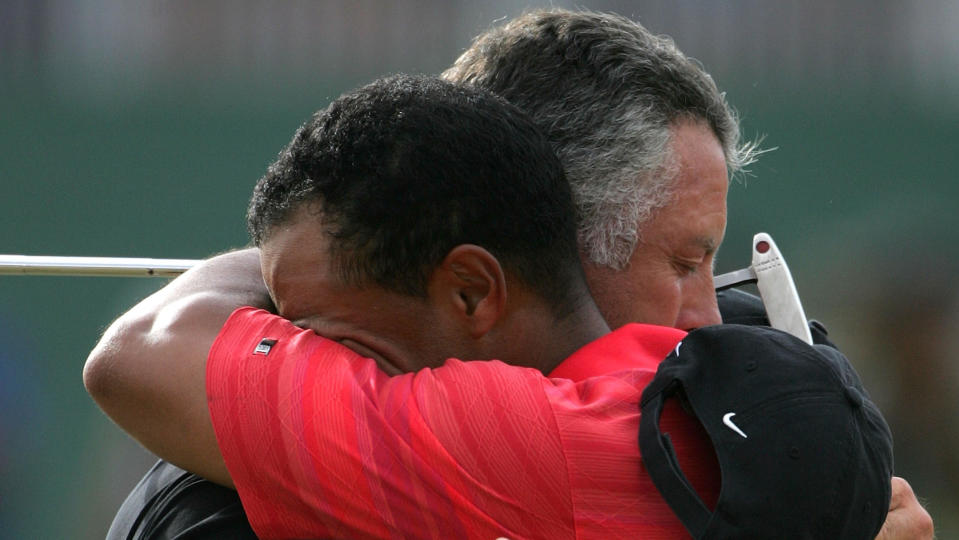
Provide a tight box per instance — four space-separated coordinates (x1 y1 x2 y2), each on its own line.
648 201 725 251
260 214 338 311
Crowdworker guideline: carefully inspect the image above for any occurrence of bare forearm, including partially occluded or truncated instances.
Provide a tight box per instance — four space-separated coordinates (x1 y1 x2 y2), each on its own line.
84 247 271 486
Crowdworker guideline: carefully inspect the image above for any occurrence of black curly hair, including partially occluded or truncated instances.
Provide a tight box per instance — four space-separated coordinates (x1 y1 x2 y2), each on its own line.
247 74 584 315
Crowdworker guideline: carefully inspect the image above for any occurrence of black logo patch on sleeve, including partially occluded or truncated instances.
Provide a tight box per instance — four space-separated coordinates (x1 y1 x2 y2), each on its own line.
253 338 277 355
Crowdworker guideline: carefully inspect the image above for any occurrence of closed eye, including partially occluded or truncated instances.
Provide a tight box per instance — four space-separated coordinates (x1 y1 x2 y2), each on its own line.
673 259 700 276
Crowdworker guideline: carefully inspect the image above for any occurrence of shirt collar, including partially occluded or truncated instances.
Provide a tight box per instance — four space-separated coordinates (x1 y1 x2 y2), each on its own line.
548 323 687 382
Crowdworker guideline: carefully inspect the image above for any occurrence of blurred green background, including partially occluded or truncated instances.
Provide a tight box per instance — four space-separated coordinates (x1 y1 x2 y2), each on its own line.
2 1 957 538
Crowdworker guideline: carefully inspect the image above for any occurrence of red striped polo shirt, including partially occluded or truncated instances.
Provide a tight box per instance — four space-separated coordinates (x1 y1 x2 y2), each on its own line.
207 307 718 539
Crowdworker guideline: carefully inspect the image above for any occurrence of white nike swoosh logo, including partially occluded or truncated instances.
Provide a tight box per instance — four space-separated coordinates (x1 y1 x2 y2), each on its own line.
674 342 682 356
723 412 748 438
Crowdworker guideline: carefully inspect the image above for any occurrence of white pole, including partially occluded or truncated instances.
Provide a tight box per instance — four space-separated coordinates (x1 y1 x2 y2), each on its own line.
0 254 200 277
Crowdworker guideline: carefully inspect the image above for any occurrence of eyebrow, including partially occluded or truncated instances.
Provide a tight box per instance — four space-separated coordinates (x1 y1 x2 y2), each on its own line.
697 235 720 254
697 235 721 273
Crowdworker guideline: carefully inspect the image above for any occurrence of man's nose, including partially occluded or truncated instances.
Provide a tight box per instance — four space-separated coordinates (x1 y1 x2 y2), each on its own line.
676 274 722 331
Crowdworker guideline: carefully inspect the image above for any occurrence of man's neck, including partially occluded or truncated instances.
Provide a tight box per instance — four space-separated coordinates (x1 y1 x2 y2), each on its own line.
492 291 611 374
542 305 611 373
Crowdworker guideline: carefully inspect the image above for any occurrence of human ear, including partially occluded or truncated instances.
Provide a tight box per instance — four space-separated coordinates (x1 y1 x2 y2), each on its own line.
428 244 507 338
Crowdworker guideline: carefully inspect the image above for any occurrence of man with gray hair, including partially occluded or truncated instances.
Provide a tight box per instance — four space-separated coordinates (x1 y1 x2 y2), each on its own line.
442 8 755 332
442 9 931 538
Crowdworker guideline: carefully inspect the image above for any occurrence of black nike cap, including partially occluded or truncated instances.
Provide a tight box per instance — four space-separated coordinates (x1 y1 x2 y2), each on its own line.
639 324 893 539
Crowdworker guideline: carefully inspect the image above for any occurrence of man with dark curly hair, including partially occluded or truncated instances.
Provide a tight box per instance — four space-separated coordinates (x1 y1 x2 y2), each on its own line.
90 74 721 538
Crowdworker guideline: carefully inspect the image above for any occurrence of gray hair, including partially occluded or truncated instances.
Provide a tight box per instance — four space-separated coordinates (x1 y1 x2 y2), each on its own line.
443 8 759 269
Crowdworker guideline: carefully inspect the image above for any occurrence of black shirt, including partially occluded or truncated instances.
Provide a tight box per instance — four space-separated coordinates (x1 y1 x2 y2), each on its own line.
107 460 256 540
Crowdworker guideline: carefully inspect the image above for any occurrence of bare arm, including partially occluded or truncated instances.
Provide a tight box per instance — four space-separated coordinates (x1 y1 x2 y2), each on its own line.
83 248 272 487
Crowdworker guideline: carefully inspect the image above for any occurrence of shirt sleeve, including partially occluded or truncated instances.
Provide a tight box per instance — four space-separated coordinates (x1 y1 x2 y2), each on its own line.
207 308 717 540
206 307 577 540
